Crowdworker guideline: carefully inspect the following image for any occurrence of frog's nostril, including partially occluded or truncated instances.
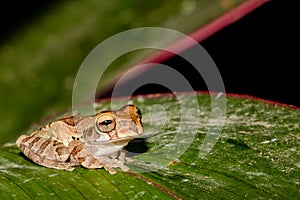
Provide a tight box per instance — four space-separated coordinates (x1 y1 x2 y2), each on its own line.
136 107 142 119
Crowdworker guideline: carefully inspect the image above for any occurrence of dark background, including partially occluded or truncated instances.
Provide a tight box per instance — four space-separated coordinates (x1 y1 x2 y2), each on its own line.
145 0 300 107
201 0 299 107
1 0 299 107
105 0 300 107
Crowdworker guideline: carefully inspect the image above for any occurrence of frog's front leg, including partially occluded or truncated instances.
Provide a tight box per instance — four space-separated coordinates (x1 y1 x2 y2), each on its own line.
68 141 130 174
68 140 106 170
93 151 132 174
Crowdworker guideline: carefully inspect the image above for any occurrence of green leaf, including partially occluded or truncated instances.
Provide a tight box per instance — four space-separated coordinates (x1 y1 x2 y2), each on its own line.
1 93 299 199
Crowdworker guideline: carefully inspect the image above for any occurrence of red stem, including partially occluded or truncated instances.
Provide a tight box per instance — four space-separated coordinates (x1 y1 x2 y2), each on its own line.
98 0 270 97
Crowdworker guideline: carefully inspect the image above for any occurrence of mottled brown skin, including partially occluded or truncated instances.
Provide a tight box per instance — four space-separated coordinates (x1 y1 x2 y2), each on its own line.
16 105 143 174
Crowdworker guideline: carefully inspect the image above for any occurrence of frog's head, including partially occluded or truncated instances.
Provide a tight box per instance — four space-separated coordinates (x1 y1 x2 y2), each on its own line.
94 105 143 141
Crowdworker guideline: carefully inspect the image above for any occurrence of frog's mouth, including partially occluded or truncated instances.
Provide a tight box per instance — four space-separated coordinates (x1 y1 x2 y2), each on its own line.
84 137 138 157
84 136 139 145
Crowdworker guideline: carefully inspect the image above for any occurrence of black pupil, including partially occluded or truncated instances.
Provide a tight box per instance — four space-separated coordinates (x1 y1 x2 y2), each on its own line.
100 120 112 126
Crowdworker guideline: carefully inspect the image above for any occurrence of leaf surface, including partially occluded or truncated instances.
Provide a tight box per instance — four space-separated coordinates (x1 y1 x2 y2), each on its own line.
1 93 299 199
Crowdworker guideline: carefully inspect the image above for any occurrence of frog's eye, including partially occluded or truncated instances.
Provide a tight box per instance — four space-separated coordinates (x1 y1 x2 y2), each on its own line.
95 115 116 133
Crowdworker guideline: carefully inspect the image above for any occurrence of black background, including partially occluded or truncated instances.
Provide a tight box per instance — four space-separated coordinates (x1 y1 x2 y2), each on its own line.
201 0 300 107
0 0 60 44
106 0 300 107
1 0 299 107
148 0 300 107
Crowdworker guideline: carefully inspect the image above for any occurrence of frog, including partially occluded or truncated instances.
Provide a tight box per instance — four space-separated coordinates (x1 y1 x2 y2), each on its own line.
16 105 143 174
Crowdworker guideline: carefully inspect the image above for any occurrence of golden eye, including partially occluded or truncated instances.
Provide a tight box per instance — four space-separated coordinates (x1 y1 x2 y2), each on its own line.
95 114 116 133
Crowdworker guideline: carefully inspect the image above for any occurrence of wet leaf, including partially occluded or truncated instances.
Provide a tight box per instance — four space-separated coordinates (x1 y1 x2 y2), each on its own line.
1 93 299 199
